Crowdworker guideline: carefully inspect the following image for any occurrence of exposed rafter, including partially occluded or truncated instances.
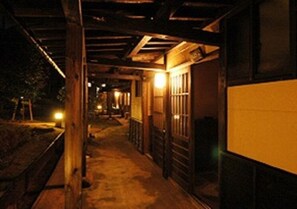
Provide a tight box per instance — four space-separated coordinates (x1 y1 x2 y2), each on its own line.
154 0 183 21
124 35 152 58
183 2 233 8
13 8 64 17
89 72 141 80
82 0 154 2
86 14 222 46
88 58 165 71
2 0 237 82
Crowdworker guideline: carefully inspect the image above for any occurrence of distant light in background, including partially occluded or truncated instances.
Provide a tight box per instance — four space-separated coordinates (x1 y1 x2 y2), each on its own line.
97 105 102 110
114 91 121 98
101 83 106 87
54 111 64 128
154 73 166 89
173 115 180 120
54 112 63 120
88 82 92 87
114 91 121 109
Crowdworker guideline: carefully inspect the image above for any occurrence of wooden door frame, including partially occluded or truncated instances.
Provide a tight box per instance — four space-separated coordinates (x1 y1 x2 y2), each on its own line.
168 66 192 191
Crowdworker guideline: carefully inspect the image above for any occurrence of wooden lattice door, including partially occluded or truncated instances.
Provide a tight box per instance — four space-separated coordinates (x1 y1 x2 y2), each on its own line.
169 67 191 190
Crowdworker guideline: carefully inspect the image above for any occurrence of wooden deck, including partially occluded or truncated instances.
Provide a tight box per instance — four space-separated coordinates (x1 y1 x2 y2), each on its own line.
33 117 204 209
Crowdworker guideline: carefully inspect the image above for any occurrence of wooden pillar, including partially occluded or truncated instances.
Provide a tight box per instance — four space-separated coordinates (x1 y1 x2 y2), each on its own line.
64 22 84 209
163 72 171 178
82 29 88 178
142 80 149 153
82 64 88 177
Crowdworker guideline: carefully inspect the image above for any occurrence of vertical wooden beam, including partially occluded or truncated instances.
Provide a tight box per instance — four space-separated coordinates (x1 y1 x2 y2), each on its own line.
82 30 88 178
64 22 84 209
142 80 149 153
187 67 194 193
82 65 88 177
163 70 171 179
163 52 172 178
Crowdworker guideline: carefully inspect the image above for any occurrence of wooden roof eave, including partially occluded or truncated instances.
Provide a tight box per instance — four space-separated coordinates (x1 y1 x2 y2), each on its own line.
0 3 66 78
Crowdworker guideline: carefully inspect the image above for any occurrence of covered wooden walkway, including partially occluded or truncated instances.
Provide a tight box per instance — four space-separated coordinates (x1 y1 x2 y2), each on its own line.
33 117 204 209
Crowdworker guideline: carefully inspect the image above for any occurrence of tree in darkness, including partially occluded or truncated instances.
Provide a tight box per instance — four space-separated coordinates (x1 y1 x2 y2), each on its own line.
0 24 54 118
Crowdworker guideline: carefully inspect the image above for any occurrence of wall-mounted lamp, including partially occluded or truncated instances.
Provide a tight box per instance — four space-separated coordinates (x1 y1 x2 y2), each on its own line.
154 73 166 89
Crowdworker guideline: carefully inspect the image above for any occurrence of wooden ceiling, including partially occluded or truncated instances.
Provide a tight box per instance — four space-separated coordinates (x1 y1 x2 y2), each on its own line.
1 0 237 84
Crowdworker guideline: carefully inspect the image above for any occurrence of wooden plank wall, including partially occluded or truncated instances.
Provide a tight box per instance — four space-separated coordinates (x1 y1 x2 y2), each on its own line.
221 152 297 209
170 137 190 190
152 126 164 168
129 118 143 153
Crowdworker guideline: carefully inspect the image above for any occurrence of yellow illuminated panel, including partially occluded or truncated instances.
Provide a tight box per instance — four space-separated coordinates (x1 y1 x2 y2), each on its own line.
131 80 142 120
228 79 297 175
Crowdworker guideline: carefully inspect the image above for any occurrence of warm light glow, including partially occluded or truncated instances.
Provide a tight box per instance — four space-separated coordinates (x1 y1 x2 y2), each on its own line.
97 105 102 110
101 83 106 87
173 115 180 120
54 112 63 120
154 73 166 88
114 91 121 98
88 82 92 87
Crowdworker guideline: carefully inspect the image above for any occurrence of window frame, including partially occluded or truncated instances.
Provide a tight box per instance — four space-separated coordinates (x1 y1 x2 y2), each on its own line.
225 0 297 86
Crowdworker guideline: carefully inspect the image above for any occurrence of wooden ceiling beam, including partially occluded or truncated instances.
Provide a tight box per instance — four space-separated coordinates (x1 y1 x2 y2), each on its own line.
183 1 233 8
13 8 63 17
87 42 127 47
146 41 178 45
29 23 66 31
88 58 165 71
88 48 124 52
124 35 152 58
89 72 141 81
86 14 222 46
82 0 154 3
169 17 210 21
86 35 132 40
154 0 183 21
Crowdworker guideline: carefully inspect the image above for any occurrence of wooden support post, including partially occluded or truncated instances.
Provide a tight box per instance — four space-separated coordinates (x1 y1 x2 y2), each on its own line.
82 64 88 177
82 28 88 178
64 22 84 209
28 99 33 121
142 80 149 154
163 72 171 179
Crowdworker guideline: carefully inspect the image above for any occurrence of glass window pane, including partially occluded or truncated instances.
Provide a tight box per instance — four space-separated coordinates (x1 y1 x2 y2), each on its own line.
257 0 290 74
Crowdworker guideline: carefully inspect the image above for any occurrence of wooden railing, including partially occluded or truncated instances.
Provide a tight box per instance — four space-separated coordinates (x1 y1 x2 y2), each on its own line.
0 132 64 209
